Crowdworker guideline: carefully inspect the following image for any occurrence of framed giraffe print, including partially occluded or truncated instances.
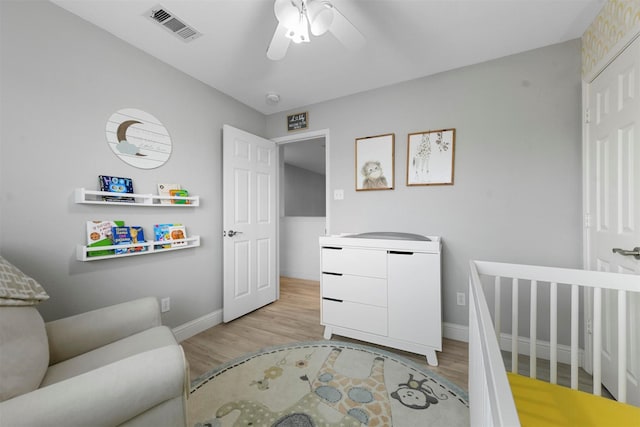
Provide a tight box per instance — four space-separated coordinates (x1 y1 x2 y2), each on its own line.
406 128 455 186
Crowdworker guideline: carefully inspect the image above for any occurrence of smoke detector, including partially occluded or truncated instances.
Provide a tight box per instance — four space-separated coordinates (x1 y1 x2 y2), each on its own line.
265 92 281 105
145 5 202 43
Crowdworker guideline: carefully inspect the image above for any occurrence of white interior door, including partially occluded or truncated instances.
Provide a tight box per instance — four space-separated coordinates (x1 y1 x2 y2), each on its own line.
586 36 640 405
222 125 277 322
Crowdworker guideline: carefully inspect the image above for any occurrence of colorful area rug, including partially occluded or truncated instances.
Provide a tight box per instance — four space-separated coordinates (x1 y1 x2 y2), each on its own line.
189 340 468 427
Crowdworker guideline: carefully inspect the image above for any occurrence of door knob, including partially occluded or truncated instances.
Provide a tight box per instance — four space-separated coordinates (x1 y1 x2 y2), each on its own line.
612 247 640 260
227 230 242 237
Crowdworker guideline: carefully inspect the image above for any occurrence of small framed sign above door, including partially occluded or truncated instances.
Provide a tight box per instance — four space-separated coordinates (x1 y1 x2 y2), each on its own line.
287 112 308 131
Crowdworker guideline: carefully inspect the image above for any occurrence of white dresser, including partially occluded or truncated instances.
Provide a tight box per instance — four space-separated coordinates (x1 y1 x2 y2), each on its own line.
319 233 442 365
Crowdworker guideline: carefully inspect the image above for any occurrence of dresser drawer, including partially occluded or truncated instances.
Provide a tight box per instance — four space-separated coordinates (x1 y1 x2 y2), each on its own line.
321 247 386 277
322 273 387 307
322 299 388 336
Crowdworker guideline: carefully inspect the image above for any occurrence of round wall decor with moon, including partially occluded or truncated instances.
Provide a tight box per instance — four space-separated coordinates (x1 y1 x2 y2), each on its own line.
106 108 172 169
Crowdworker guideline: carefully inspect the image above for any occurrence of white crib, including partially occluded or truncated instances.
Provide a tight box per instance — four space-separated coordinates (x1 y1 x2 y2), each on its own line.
468 260 640 427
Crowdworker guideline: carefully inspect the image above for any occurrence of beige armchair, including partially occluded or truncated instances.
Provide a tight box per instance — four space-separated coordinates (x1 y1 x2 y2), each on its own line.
0 256 188 426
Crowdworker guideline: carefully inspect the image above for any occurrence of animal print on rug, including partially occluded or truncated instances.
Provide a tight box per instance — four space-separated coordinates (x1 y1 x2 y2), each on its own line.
189 341 468 427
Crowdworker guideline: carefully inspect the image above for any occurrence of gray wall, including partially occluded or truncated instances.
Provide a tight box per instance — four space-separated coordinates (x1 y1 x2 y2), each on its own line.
266 39 583 331
0 1 265 327
279 216 325 281
0 0 583 339
284 164 326 216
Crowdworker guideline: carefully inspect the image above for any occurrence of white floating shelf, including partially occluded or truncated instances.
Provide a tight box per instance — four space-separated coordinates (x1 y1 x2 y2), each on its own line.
74 188 199 207
77 236 200 261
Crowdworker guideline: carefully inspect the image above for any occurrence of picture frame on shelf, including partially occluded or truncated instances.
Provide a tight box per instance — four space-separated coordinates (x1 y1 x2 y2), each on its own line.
406 128 455 186
355 133 394 191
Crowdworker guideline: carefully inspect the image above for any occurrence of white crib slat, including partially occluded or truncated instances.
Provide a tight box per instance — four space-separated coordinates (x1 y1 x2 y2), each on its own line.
571 284 579 390
495 276 501 343
618 290 627 403
550 282 558 384
593 287 602 396
512 278 518 374
530 280 537 378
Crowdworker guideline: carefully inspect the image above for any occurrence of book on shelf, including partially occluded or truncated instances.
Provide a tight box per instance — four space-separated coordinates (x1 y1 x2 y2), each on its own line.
111 226 147 254
154 223 187 249
86 220 124 257
168 224 188 247
169 189 190 204
157 183 180 205
99 175 135 202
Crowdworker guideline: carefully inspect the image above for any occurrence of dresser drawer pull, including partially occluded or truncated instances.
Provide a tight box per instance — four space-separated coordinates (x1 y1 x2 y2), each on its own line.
388 251 414 255
323 297 343 303
322 272 343 276
322 246 343 250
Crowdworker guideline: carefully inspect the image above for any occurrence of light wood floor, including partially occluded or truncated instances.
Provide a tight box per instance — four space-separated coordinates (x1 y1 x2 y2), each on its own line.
182 277 613 402
181 277 470 390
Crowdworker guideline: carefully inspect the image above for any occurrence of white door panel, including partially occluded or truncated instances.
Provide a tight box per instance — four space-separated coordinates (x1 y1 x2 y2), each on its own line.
586 36 640 405
223 125 277 322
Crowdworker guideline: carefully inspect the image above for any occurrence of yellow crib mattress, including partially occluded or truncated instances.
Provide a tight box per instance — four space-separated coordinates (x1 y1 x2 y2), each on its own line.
507 373 640 427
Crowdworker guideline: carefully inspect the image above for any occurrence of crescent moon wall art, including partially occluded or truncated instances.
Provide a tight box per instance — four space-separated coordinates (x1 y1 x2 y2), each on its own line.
106 108 172 169
116 120 145 156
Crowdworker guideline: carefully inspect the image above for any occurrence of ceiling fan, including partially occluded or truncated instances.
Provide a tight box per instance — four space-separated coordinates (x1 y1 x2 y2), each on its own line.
267 0 365 60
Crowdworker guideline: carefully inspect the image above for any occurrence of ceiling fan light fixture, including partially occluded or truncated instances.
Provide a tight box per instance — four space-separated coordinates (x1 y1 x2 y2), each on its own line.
267 0 363 60
285 9 310 44
274 0 300 29
307 0 333 36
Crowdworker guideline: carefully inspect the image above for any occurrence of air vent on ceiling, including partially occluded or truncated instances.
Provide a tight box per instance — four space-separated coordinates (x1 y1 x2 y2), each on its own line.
145 5 202 43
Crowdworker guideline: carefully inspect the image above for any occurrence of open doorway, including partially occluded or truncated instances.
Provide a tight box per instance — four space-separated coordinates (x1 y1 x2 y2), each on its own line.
276 131 328 282
282 137 325 216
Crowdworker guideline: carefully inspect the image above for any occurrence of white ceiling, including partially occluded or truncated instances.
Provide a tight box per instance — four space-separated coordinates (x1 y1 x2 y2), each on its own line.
51 0 603 115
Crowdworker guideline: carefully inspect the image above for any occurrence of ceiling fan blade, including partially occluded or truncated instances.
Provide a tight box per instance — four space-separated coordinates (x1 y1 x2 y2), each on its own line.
327 4 364 50
308 1 333 36
267 22 292 60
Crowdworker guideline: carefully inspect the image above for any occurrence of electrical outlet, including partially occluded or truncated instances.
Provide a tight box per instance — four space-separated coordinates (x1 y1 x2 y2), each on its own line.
161 297 171 313
456 292 465 306
333 189 344 200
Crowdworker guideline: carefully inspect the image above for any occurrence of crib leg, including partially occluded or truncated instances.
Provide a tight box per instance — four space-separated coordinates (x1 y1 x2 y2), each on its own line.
425 350 438 366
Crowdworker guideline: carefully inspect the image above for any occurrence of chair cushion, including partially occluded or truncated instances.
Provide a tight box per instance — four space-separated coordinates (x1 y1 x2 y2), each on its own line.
40 325 178 387
0 306 49 401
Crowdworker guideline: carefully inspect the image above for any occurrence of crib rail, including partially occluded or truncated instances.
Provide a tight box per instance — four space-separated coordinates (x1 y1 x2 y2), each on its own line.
469 261 520 426
469 260 640 427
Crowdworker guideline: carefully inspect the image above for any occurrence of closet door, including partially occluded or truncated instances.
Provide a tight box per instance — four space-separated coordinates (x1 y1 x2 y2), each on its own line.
585 36 640 405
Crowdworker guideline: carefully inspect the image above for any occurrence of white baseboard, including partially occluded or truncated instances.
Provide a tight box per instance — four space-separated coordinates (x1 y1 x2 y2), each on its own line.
497 333 585 367
441 322 584 367
443 322 469 342
173 309 223 342
280 269 320 281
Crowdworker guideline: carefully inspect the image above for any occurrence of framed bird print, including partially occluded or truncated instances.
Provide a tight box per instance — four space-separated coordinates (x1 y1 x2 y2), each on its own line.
355 133 394 191
406 129 455 186
105 108 172 169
